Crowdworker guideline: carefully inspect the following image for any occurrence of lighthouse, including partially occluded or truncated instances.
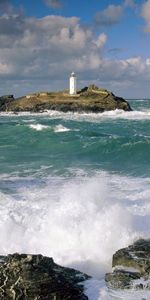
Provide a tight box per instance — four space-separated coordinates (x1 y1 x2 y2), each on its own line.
69 72 77 95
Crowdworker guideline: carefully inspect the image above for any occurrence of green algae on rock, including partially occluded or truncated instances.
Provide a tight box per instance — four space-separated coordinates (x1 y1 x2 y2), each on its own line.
0 85 132 112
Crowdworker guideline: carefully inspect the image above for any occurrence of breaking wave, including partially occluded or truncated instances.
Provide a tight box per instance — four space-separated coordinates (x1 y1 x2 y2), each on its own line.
0 171 149 279
53 124 71 132
29 124 49 131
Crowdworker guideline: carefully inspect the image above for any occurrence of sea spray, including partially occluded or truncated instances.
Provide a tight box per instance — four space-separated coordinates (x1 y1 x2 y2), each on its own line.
0 172 148 278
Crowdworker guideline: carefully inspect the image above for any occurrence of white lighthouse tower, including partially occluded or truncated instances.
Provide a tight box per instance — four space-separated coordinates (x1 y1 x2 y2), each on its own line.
69 72 77 95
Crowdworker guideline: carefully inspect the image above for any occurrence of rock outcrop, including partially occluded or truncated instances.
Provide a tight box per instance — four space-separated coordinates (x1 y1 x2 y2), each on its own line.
105 239 150 290
0 85 132 112
0 253 89 299
0 95 15 111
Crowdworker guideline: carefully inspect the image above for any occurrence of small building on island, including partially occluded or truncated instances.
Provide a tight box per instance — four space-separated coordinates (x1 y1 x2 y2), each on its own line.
26 95 32 99
69 72 77 95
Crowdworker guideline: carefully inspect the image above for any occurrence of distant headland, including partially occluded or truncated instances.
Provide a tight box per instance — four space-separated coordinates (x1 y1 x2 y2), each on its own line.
0 85 132 113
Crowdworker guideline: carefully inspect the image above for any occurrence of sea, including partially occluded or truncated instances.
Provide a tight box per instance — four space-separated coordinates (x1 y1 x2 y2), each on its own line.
0 99 150 299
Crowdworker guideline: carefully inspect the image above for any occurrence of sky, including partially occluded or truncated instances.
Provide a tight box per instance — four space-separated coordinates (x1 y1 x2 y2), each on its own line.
0 0 150 98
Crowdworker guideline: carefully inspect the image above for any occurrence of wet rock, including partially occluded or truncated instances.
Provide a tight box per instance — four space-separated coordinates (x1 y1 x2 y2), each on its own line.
105 239 150 290
0 253 89 299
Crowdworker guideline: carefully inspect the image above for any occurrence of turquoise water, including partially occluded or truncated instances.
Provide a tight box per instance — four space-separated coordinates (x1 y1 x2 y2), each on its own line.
0 100 150 177
0 100 150 299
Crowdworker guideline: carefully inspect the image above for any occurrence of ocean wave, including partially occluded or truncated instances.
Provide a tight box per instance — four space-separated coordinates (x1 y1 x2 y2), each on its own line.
37 108 150 121
53 124 71 133
28 123 49 131
1 108 150 121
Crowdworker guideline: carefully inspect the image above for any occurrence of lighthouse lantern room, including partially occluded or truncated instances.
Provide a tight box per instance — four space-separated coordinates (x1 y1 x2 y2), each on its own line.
69 72 77 95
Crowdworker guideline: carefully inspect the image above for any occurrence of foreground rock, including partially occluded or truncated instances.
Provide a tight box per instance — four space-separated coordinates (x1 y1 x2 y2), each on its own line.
0 85 132 112
105 239 150 290
0 253 89 299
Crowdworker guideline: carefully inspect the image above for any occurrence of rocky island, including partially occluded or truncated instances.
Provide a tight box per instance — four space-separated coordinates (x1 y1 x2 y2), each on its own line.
0 85 132 113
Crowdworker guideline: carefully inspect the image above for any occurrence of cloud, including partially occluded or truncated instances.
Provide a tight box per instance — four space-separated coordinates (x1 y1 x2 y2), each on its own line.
95 1 138 28
0 14 24 38
141 0 150 32
0 12 150 98
0 0 9 6
44 0 63 9
95 5 123 26
124 0 135 8
0 0 24 16
0 14 105 81
94 33 107 49
0 0 12 13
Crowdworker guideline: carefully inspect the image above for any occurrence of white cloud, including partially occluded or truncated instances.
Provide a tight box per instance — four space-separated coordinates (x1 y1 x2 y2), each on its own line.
94 33 107 49
0 62 13 74
95 5 123 26
146 58 150 65
44 0 63 9
141 0 150 32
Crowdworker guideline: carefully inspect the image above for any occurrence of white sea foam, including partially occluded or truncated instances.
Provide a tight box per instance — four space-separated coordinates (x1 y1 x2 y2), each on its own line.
84 276 150 299
53 124 70 132
29 123 49 131
108 288 150 300
22 119 35 123
47 108 150 121
0 171 149 299
84 279 109 300
43 109 150 121
1 108 150 121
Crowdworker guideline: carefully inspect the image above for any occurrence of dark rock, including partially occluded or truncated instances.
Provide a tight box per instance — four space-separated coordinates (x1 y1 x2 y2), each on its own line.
0 95 15 111
0 253 89 299
0 95 14 99
105 239 150 290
